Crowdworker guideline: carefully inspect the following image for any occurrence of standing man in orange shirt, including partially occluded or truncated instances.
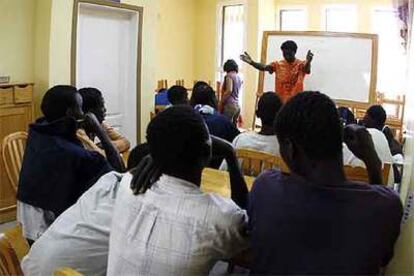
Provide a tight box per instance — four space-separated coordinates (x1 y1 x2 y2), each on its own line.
240 40 314 103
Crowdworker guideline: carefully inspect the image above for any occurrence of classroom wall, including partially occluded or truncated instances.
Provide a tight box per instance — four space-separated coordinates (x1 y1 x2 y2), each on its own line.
33 0 52 116
156 0 196 86
275 0 394 32
42 0 196 141
0 0 35 83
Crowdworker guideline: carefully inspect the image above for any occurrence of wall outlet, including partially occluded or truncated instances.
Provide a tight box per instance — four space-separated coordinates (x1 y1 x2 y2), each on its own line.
0 76 10 84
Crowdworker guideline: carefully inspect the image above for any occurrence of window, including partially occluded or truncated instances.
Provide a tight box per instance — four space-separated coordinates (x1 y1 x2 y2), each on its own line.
324 5 358 32
279 8 307 31
220 4 245 67
372 8 407 98
217 2 246 106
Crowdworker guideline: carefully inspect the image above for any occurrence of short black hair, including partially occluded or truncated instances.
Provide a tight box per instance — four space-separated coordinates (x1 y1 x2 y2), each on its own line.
41 85 79 122
281 40 298 52
338 107 357 125
167 85 188 105
366 105 387 128
223 59 239 73
257 92 282 126
78 87 103 113
127 143 150 171
274 91 343 160
147 105 209 174
190 82 218 109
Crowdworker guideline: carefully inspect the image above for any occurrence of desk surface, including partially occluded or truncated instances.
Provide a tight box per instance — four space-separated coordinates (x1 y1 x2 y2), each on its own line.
200 168 255 198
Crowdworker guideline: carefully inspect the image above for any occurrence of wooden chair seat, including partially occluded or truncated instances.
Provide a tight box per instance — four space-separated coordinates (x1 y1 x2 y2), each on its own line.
54 267 84 276
0 224 29 276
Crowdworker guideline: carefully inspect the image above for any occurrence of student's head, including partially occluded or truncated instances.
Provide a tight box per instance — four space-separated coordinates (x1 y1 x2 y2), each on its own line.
167 85 189 105
127 143 150 171
338 107 357 126
41 85 83 122
78 88 107 123
223 59 239 73
362 105 387 130
190 82 218 109
256 92 282 127
274 91 343 176
281 40 298 63
147 105 211 177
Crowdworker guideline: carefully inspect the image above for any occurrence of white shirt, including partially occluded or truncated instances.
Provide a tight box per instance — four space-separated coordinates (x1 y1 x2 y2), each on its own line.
17 201 55 241
21 171 123 276
343 128 394 185
220 131 279 170
107 173 248 276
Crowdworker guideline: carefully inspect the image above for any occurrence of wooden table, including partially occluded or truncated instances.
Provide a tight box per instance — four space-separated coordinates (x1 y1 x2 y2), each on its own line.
200 168 255 198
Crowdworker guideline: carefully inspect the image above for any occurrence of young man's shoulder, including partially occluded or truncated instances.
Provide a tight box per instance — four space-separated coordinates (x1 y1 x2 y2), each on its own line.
205 193 247 228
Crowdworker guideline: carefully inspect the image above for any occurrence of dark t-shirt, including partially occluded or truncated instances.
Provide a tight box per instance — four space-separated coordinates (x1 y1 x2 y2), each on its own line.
247 170 403 275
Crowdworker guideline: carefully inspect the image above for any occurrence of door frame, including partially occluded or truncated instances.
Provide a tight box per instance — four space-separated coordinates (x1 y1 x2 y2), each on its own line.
71 0 143 143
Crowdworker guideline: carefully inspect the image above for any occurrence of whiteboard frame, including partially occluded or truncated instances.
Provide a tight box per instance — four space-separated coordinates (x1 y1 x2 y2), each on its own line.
256 31 378 109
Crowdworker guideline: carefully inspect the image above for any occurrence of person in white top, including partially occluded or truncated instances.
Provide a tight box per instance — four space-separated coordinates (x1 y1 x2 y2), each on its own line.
21 144 150 276
107 106 249 275
338 107 394 185
221 92 282 170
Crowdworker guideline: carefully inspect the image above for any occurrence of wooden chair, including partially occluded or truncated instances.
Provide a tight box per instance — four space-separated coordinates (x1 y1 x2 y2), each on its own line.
0 224 29 276
156 79 168 91
236 149 289 177
54 267 84 276
175 79 185 86
1 131 28 192
344 163 391 184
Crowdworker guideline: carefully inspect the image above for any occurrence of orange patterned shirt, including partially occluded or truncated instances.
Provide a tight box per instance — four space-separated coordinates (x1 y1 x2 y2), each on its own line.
271 59 308 103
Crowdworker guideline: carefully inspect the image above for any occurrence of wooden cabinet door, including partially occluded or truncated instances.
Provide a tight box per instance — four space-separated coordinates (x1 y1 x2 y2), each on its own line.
0 105 32 222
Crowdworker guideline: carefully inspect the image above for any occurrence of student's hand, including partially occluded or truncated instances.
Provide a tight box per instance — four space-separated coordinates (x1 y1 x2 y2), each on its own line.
344 124 380 164
306 50 314 62
240 52 253 64
83 112 103 134
130 154 161 195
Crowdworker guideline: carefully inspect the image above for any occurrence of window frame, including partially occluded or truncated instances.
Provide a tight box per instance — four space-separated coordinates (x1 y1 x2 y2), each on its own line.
322 4 358 32
277 5 308 31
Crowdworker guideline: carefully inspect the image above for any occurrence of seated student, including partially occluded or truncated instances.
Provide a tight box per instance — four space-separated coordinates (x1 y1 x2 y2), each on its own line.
220 92 282 170
337 106 357 125
155 88 170 106
21 144 148 276
77 87 130 156
17 85 124 242
339 106 395 184
167 85 189 105
107 106 249 275
361 105 403 157
248 91 403 274
190 81 240 142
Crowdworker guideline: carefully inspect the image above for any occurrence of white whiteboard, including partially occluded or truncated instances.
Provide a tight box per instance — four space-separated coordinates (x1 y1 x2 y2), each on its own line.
260 32 378 104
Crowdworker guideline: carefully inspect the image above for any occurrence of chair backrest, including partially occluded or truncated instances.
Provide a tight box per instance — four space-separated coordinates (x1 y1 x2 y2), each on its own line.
54 267 84 276
344 163 391 184
156 79 168 91
175 79 185 86
236 149 289 177
0 234 23 276
1 131 28 192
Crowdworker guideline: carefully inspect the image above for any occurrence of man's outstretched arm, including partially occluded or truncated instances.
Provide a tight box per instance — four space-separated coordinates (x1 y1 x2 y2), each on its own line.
240 52 274 73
